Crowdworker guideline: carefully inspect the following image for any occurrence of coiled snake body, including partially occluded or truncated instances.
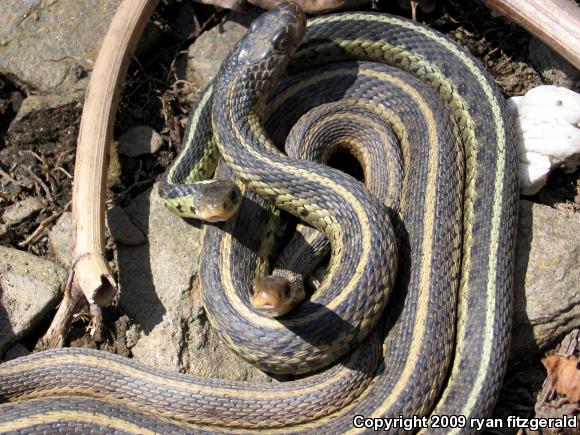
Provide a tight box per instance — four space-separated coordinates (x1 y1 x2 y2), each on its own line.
0 3 518 433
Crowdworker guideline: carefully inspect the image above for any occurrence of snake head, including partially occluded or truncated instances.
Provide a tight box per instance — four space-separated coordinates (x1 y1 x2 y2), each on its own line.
237 2 306 67
193 180 242 222
251 275 301 317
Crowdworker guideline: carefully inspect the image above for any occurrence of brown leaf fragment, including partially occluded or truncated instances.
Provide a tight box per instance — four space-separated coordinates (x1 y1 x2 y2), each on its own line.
542 354 580 402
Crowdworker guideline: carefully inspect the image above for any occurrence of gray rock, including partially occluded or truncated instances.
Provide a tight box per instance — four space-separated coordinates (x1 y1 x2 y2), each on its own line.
6 94 81 147
511 200 580 362
48 211 73 268
185 10 260 90
0 0 121 95
0 246 66 353
118 126 164 157
125 323 141 349
48 206 146 269
3 343 29 361
2 197 42 225
528 38 580 89
117 183 271 382
106 206 146 246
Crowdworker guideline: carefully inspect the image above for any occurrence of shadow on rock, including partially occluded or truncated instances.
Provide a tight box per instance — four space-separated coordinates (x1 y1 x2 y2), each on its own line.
511 200 537 361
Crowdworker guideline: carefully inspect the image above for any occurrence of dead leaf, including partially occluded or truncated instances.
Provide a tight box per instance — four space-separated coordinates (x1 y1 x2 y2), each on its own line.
542 354 580 402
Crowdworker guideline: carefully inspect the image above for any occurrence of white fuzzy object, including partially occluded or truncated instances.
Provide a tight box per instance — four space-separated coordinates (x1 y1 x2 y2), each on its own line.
507 85 580 196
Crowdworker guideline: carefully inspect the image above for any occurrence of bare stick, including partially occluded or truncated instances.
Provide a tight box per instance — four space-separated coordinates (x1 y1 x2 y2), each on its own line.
483 0 580 69
41 277 88 349
71 0 159 305
18 210 63 247
42 0 159 347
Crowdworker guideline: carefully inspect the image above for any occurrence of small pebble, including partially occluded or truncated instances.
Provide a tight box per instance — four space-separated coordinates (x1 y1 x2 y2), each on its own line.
106 206 147 246
529 38 580 89
118 126 163 157
0 246 66 354
126 324 141 349
48 212 73 268
2 197 42 225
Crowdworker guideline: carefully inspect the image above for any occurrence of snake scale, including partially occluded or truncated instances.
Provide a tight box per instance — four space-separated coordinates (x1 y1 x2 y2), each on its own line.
0 3 518 433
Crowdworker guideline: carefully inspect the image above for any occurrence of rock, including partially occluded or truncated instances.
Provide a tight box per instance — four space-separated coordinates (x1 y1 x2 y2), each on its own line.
0 148 35 190
511 200 580 362
248 0 369 12
529 38 580 89
193 0 371 13
0 0 122 95
185 10 261 90
2 197 42 225
118 126 163 157
6 94 81 147
106 206 146 246
48 206 146 268
48 211 73 268
3 343 29 361
111 315 133 357
125 322 141 349
8 91 24 114
0 246 66 353
117 183 271 382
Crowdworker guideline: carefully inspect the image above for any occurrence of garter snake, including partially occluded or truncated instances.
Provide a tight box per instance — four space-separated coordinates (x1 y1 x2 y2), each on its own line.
0 3 518 433
251 97 404 317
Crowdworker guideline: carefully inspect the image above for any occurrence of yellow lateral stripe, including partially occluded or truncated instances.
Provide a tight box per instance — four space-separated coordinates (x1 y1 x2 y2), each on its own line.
0 354 364 401
167 85 214 183
219 70 435 333
220 80 372 330
308 13 506 420
350 68 441 427
0 410 159 434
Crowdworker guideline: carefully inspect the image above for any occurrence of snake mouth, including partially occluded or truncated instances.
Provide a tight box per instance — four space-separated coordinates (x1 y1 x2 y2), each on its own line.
204 214 231 223
251 276 296 317
196 181 242 222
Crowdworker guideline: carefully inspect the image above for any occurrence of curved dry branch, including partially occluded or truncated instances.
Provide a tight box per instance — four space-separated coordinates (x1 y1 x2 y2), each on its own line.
42 0 160 347
483 0 580 69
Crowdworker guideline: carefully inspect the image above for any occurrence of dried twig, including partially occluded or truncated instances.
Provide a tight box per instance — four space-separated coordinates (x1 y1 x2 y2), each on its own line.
53 166 73 179
42 0 160 347
18 210 63 247
23 166 53 202
25 150 47 166
0 167 25 188
483 0 580 69
115 176 158 202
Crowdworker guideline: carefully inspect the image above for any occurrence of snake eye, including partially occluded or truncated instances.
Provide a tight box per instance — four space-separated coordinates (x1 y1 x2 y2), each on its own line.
250 19 260 33
271 28 289 51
